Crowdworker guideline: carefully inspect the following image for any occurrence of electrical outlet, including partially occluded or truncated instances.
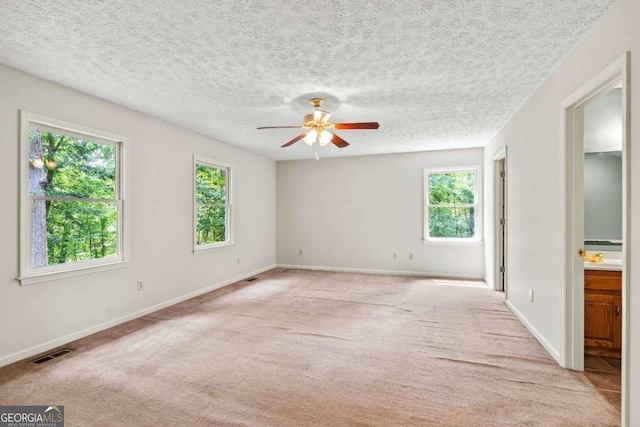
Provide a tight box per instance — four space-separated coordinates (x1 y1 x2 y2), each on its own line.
409 253 414 260
392 252 397 260
299 249 303 256
528 289 534 302
137 280 144 292
236 257 240 264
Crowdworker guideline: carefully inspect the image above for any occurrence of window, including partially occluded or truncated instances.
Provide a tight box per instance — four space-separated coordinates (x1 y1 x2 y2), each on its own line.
19 112 129 285
424 167 481 242
194 156 233 251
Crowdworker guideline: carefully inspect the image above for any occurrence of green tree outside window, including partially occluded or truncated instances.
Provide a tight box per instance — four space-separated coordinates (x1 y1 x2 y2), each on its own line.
29 130 119 267
426 170 477 239
195 161 230 246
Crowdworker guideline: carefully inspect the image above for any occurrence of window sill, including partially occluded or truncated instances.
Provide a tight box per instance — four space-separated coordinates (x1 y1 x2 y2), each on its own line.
193 242 234 254
422 239 484 246
18 260 130 286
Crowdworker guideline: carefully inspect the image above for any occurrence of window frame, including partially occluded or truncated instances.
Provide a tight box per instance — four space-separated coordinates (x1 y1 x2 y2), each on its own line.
193 155 234 252
18 111 130 285
423 166 482 244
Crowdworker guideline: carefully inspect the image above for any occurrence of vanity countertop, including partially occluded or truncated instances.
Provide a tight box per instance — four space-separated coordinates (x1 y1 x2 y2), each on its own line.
583 251 622 271
584 259 622 271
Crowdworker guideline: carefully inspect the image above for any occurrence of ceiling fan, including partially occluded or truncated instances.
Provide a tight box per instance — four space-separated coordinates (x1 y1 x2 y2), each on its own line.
257 98 379 151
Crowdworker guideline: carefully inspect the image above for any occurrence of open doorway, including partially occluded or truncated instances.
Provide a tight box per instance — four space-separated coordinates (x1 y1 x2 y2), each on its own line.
562 53 630 424
581 85 623 412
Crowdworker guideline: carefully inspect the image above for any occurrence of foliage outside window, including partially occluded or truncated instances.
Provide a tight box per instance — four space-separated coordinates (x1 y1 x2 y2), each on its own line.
20 112 128 284
194 156 232 250
424 167 480 242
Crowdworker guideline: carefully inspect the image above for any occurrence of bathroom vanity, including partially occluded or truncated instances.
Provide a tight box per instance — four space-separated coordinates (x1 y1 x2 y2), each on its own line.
584 267 622 357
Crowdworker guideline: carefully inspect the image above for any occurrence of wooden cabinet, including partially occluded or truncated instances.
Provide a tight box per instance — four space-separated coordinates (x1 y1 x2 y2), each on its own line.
584 269 622 357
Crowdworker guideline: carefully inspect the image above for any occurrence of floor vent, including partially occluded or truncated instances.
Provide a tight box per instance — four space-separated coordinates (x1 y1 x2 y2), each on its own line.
245 277 258 282
31 348 74 365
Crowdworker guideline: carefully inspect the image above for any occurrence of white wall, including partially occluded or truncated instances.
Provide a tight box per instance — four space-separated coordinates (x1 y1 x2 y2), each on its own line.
277 149 485 279
0 64 276 366
483 0 639 423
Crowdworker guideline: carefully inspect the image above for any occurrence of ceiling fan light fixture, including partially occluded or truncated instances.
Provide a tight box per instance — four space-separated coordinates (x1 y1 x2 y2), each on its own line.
303 129 318 145
318 130 333 146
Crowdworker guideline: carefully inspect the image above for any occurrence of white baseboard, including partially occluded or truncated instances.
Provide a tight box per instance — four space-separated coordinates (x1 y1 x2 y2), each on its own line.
0 264 276 368
276 263 485 281
505 300 562 364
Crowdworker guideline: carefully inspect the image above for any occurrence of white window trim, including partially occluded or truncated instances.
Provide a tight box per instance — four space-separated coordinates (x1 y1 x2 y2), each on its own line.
193 155 234 252
423 166 482 244
18 111 130 286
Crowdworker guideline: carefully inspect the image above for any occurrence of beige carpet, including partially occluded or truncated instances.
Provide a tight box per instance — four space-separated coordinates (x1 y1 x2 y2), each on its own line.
0 269 620 426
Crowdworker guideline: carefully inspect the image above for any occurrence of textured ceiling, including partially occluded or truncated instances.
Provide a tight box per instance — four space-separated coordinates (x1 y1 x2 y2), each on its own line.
0 0 618 160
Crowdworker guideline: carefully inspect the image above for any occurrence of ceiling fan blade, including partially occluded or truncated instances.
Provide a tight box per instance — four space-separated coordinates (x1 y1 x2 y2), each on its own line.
257 126 305 130
330 133 349 148
333 122 380 130
281 133 307 147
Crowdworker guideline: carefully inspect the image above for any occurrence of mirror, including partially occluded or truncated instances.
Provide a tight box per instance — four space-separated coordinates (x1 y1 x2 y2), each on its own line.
583 88 622 252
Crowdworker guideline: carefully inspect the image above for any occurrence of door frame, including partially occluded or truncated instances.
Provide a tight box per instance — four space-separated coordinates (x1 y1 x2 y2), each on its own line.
493 147 507 293
561 52 630 424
